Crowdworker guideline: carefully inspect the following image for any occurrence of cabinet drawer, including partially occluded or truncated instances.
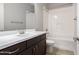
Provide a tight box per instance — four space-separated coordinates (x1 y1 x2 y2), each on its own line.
0 41 26 55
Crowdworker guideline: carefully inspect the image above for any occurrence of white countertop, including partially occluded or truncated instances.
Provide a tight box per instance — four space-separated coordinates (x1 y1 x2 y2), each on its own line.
0 31 46 50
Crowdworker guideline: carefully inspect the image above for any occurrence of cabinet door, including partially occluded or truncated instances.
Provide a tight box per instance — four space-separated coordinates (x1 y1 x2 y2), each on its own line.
32 39 46 55
32 45 39 55
38 39 46 55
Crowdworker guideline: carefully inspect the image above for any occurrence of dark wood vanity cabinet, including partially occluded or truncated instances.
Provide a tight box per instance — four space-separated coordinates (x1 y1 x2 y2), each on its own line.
20 34 46 55
32 39 46 55
0 34 46 55
0 41 26 55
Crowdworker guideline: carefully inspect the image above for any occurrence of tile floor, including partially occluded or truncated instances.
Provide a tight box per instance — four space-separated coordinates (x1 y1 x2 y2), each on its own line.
46 47 74 55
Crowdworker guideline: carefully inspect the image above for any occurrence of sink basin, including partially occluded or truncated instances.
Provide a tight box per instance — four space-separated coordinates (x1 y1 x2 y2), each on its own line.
17 32 36 38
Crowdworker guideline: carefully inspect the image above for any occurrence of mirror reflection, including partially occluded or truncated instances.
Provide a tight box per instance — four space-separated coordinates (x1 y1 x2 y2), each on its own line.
0 3 34 31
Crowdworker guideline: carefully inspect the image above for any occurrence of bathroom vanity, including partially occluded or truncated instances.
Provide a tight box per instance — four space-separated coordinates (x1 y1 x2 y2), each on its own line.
0 31 46 55
77 38 79 55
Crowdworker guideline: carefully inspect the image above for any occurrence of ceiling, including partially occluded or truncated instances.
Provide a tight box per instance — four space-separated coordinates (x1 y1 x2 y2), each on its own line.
24 3 73 10
44 3 73 9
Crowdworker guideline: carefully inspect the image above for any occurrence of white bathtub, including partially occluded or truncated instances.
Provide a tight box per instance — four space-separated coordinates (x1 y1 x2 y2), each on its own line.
47 36 75 52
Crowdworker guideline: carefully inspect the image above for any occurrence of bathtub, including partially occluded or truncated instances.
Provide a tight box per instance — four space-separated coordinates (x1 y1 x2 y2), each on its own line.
47 36 75 52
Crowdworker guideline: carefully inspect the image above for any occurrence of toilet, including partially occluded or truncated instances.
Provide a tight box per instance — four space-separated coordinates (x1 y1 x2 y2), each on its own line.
46 40 55 53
